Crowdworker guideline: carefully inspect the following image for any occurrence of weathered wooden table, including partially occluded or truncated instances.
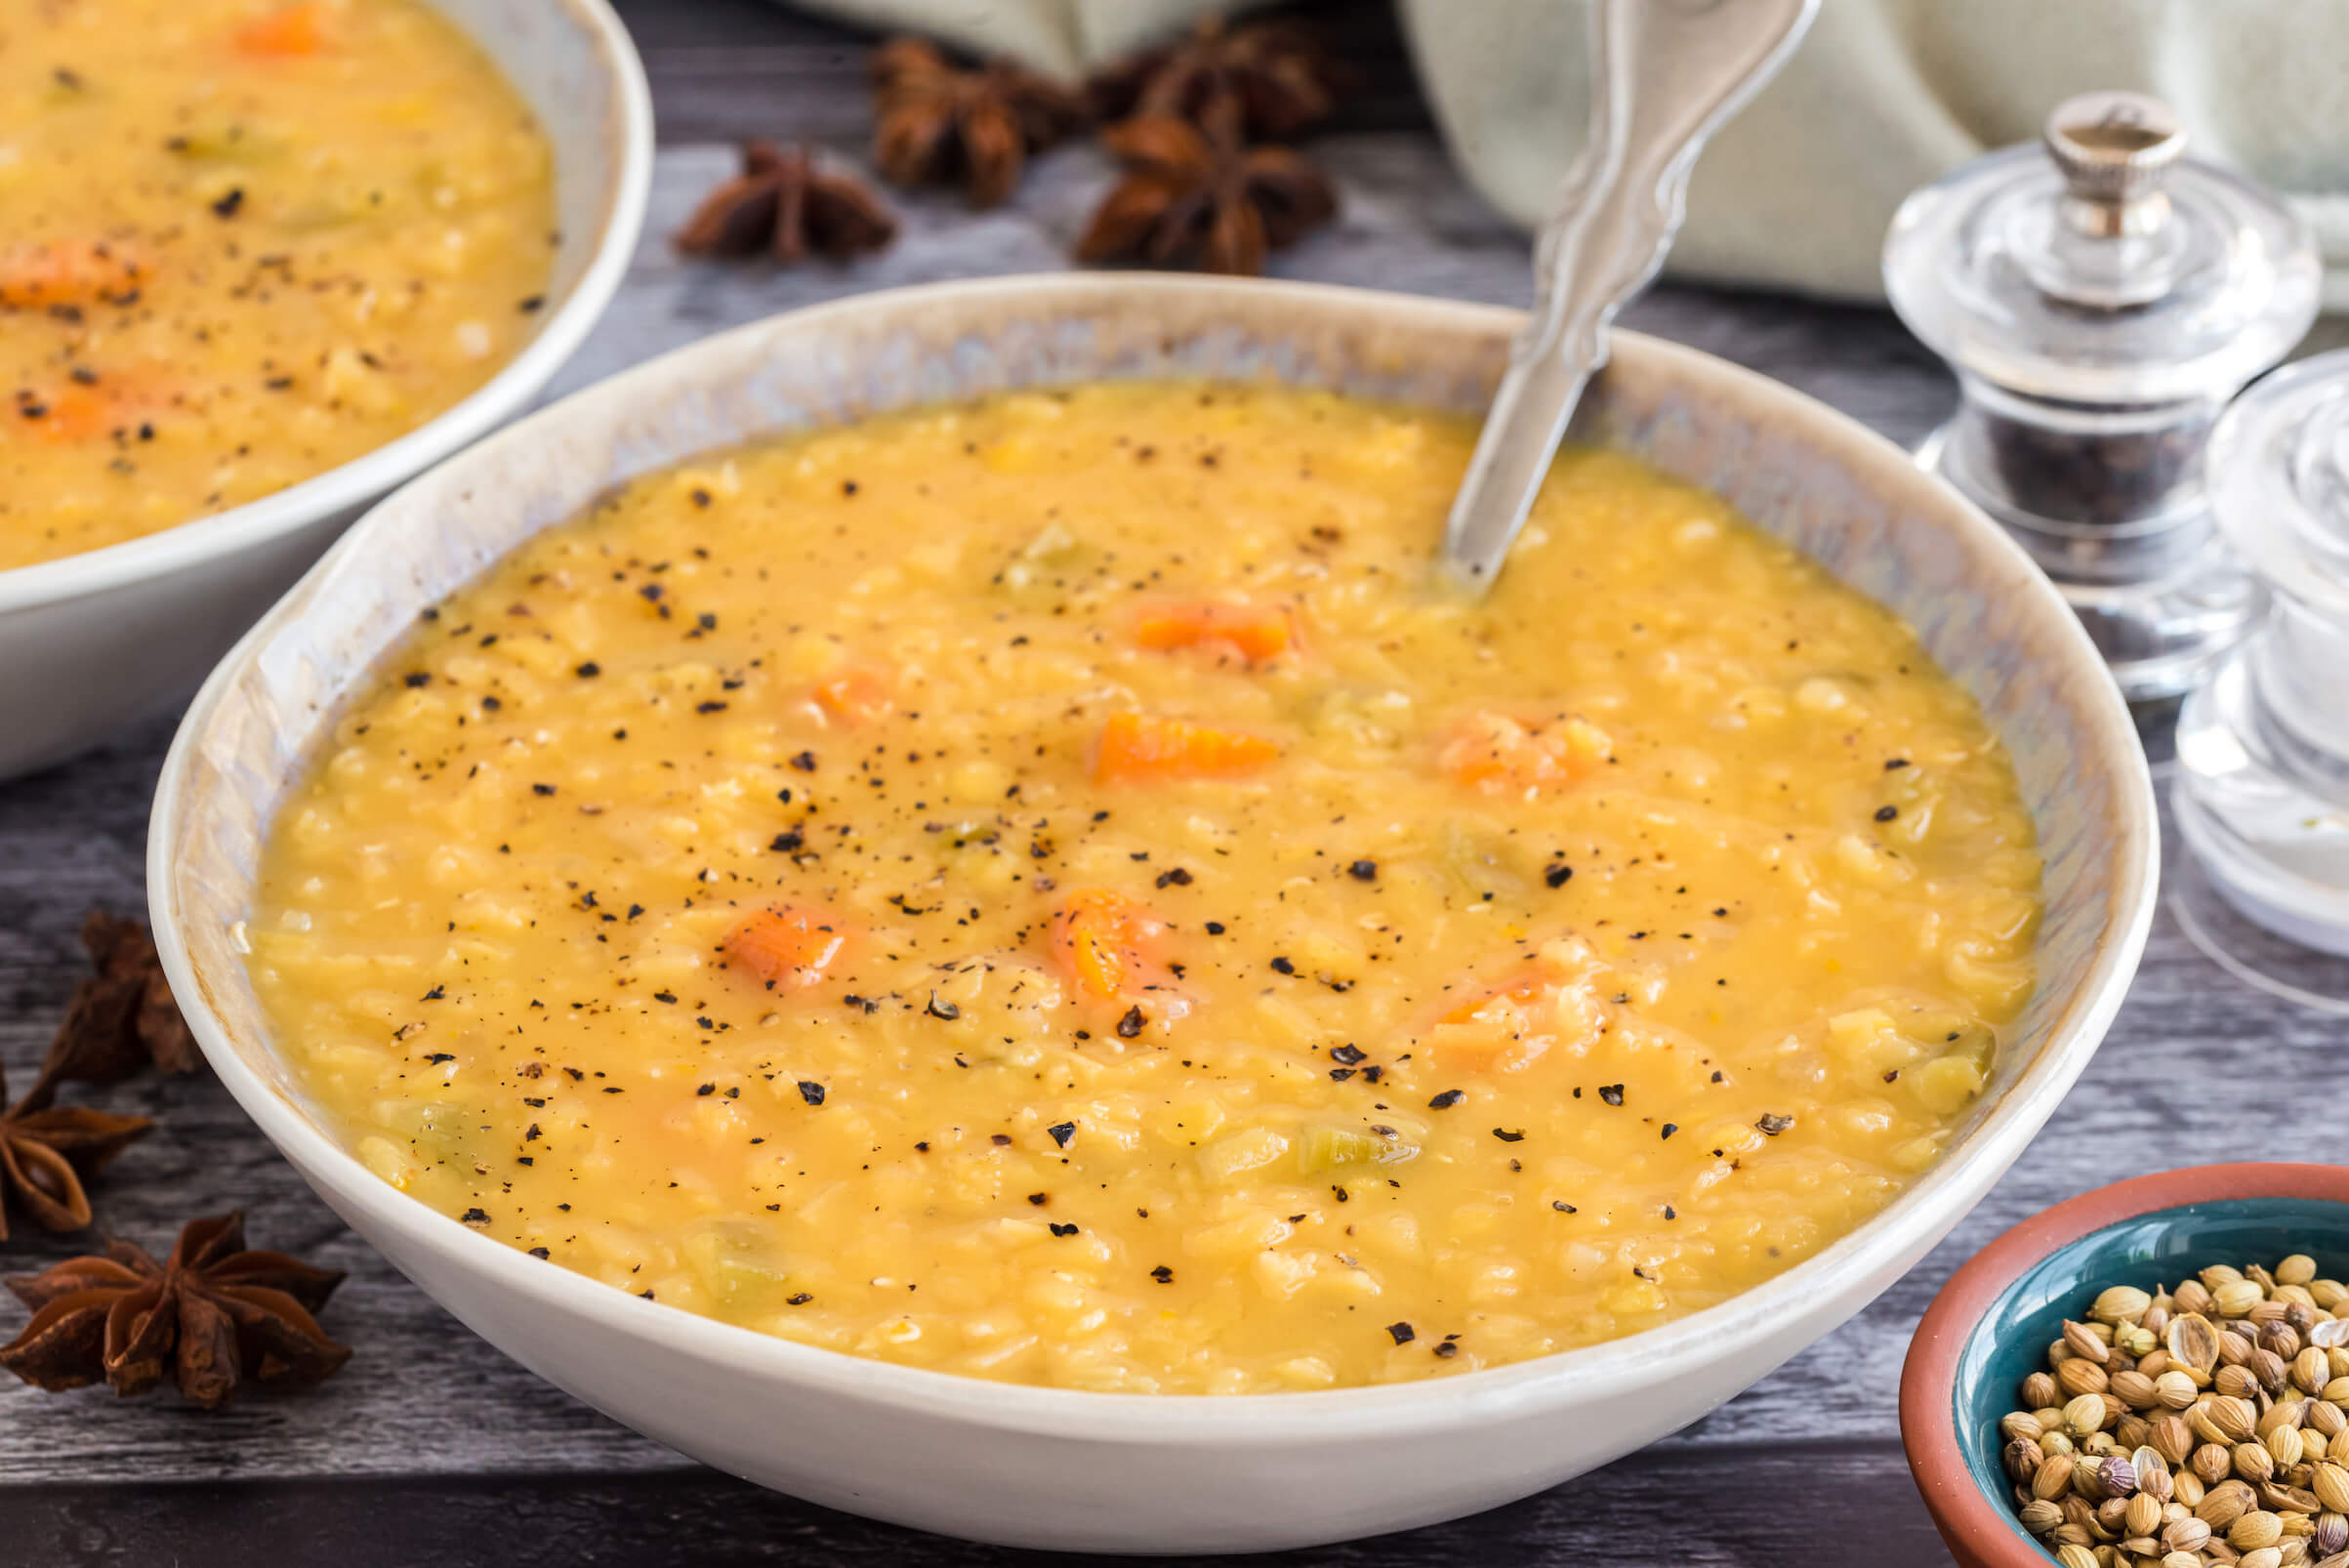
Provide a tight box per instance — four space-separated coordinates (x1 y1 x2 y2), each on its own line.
3 4 2338 1562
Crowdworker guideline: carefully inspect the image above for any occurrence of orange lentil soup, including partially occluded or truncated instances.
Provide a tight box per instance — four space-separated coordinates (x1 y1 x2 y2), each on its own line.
0 0 556 570
245 383 2041 1393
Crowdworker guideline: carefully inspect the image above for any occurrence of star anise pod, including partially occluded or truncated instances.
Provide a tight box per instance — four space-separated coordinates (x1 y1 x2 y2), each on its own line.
870 36 1087 208
0 1054 151 1242
42 911 200 1091
674 140 897 264
1089 18 1343 141
1077 111 1336 276
0 1211 350 1408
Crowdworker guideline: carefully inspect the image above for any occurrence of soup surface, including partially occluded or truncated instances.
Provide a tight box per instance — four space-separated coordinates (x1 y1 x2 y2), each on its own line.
247 383 2042 1393
0 0 556 570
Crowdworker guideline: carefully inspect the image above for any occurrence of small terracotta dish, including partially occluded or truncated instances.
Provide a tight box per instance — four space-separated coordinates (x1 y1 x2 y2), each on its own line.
1900 1162 2349 1567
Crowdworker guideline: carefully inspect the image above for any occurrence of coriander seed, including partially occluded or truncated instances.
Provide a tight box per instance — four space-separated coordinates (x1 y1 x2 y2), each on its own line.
1994 1254 2349 1568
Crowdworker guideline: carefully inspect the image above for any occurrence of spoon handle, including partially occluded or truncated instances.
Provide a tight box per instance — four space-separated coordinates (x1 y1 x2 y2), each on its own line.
1437 0 1817 595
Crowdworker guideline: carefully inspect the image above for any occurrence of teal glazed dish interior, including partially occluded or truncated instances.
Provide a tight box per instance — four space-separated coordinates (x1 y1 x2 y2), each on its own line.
1903 1164 2349 1568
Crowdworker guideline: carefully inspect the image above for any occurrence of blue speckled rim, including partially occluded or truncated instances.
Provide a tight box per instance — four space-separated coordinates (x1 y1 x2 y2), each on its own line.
1904 1164 2349 1568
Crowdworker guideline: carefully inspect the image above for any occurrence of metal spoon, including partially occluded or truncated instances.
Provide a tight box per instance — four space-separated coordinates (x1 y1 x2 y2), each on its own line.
1437 0 1818 595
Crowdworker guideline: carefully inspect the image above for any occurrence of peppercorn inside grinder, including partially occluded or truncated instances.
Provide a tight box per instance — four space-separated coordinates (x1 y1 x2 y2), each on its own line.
1883 91 2322 700
2172 351 2349 1010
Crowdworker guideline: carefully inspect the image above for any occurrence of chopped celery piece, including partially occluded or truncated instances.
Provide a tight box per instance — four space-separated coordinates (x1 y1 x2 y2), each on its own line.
1437 821 1529 903
993 524 1095 594
373 1100 475 1167
940 818 1000 849
683 1217 793 1312
1298 1124 1421 1174
166 124 289 163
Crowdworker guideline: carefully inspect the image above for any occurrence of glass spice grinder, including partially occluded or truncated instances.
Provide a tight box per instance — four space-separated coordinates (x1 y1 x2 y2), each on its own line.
1883 91 2322 700
2172 350 2349 1006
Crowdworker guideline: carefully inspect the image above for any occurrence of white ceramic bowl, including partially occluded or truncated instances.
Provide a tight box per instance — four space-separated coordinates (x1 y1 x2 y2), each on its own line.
0 0 650 781
151 276 2157 1554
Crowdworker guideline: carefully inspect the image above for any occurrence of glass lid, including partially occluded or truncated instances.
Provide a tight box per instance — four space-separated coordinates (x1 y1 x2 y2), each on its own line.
1885 91 2320 406
2209 350 2349 623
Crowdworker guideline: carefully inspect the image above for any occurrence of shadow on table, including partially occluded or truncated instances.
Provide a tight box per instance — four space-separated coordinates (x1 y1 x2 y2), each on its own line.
0 1439 1951 1566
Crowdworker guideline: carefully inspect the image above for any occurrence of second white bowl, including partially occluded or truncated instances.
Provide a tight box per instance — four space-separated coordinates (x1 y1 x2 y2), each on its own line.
0 0 651 781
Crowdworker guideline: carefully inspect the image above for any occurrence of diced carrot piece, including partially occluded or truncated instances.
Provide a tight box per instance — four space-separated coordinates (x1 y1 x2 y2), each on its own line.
0 241 145 309
721 904 853 992
1429 973 1555 1074
1432 1032 1549 1075
12 368 169 444
1133 600 1297 665
1438 969 1550 1028
1094 712 1278 783
1438 711 1611 794
15 385 113 444
235 2 328 57
813 663 893 725
1049 888 1162 1001
1428 952 1608 1073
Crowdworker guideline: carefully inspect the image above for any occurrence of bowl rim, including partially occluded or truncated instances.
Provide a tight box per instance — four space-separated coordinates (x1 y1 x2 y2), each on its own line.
0 0 654 613
1898 1161 2349 1566
151 272 2161 1442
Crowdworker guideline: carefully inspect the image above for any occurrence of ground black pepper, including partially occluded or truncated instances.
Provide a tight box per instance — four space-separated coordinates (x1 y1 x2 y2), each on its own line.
1978 407 2208 525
